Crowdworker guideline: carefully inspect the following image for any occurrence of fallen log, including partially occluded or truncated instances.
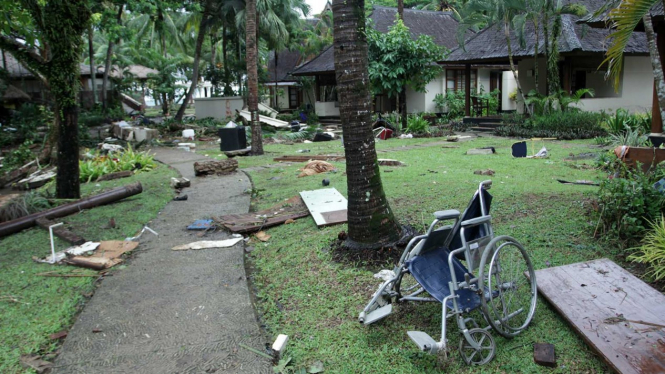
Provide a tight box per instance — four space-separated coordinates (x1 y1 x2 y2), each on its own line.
35 217 87 245
96 170 133 182
0 161 38 188
194 159 238 176
0 182 143 238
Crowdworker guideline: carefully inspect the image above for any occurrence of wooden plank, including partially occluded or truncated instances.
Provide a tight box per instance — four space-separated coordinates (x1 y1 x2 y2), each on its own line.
215 196 309 233
319 210 348 226
273 155 344 162
299 188 348 227
534 343 556 367
534 259 665 374
35 218 87 245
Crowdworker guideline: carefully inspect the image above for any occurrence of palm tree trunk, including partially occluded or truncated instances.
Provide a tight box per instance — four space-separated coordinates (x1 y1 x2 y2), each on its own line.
175 3 211 122
102 4 123 111
505 23 531 115
533 20 539 94
643 14 665 131
543 7 550 95
547 14 562 96
88 24 97 106
333 0 401 248
246 0 263 155
398 0 404 19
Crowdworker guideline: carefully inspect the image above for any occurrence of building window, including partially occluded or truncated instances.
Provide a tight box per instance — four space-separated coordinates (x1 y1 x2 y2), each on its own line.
289 87 300 108
446 69 477 93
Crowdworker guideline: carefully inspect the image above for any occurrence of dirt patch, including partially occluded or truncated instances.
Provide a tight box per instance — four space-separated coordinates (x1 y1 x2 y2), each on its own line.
329 225 417 269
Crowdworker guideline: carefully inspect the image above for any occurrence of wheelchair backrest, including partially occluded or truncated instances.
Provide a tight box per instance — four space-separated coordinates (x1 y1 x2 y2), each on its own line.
449 188 493 271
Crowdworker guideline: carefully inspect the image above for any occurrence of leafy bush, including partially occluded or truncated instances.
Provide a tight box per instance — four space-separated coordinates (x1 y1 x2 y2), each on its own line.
602 109 651 136
0 191 52 223
0 140 35 172
433 90 465 118
628 215 665 281
79 146 156 182
2 104 52 146
596 159 665 243
495 111 606 140
406 114 430 134
608 125 649 147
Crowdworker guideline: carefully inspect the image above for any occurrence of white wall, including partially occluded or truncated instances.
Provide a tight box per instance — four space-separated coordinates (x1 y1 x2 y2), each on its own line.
405 71 446 113
477 69 491 94
574 56 652 113
502 71 518 111
314 101 340 116
195 96 244 120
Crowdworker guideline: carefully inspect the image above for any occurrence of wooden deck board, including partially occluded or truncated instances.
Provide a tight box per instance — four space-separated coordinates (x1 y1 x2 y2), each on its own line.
534 258 665 374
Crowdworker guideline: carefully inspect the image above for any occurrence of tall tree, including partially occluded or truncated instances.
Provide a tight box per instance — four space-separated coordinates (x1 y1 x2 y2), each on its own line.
175 0 215 122
101 3 124 111
0 0 91 198
246 0 263 154
602 0 665 129
333 0 402 248
367 18 444 122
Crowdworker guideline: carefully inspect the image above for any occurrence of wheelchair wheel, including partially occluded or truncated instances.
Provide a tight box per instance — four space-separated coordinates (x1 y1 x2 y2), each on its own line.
458 328 495 365
478 235 537 338
394 270 421 300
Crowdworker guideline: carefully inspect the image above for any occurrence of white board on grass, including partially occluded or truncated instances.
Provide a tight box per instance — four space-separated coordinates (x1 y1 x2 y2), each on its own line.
299 188 348 227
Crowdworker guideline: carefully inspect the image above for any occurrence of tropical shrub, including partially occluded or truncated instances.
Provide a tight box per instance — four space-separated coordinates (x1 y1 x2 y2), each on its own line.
1 104 53 146
433 90 465 118
79 146 156 182
628 215 665 281
596 159 665 243
602 108 651 135
495 111 606 139
406 114 430 134
608 125 649 147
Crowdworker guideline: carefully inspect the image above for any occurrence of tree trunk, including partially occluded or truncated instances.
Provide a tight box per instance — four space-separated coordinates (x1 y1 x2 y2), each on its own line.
548 14 562 96
398 0 404 19
175 2 210 122
222 21 232 95
102 4 123 111
246 0 263 155
274 51 279 109
643 14 665 131
400 88 406 129
543 3 550 95
505 23 530 115
333 0 401 248
161 92 169 116
533 20 539 95
88 24 97 106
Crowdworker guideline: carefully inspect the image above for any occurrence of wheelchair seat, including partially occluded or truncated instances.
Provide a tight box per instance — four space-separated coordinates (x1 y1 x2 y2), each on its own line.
406 245 481 311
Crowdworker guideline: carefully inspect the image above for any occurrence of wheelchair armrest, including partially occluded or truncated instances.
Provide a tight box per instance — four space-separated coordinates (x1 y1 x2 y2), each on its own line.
460 215 491 228
433 209 460 221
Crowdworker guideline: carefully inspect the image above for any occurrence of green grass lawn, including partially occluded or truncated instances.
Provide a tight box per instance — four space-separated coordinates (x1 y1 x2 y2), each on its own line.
0 164 176 373
241 135 612 373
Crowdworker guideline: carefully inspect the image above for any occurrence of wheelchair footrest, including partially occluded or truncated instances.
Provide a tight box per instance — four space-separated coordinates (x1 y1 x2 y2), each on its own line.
361 304 392 325
407 331 438 353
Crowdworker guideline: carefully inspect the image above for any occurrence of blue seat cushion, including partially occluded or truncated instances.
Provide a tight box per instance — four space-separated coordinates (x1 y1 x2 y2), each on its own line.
406 245 481 311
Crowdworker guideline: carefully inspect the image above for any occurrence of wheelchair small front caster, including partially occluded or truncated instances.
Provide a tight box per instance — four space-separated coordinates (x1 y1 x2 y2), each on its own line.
458 328 496 365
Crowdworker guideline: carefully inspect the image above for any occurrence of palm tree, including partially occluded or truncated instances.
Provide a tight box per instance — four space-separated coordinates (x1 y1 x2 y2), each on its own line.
332 0 402 248
602 0 665 126
458 0 532 114
246 0 263 155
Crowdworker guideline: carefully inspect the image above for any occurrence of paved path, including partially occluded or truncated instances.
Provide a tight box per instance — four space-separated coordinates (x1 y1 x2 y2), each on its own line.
53 148 271 374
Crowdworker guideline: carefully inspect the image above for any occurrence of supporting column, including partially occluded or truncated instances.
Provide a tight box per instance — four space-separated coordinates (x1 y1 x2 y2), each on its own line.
465 64 471 117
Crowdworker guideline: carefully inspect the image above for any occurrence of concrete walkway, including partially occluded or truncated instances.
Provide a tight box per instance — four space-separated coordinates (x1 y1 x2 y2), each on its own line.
53 148 271 374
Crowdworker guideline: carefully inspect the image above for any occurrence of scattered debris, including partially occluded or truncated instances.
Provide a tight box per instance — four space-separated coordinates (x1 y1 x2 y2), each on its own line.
313 132 335 142
615 145 665 172
273 155 344 162
564 152 598 161
0 182 143 238
556 179 599 186
255 231 271 242
272 334 289 363
99 143 124 153
398 134 413 139
466 147 495 155
97 170 133 182
224 148 251 157
322 178 330 186
377 159 406 167
14 168 56 190
297 149 311 153
172 238 243 251
298 160 336 177
300 188 348 227
35 217 86 245
20 355 52 374
512 141 527 158
102 217 116 229
65 240 139 270
474 169 495 176
338 231 347 240
173 195 188 201
447 135 459 142
527 146 549 159
187 219 215 230
49 331 68 340
92 328 102 333
284 219 295 224
534 343 556 367
215 196 309 233
374 127 393 140
170 177 191 189
34 241 100 264
125 226 158 241
194 159 238 176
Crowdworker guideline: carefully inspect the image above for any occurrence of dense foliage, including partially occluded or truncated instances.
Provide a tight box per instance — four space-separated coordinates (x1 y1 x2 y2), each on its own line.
496 111 606 139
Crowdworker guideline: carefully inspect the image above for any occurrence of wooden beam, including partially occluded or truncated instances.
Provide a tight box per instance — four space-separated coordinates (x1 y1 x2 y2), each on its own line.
465 64 471 117
35 218 86 245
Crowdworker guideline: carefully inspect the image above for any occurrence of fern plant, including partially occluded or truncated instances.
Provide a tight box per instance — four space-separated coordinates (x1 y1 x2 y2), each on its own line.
628 215 665 281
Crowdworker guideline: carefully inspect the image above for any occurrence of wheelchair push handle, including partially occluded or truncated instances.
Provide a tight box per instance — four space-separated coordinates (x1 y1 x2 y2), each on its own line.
479 180 492 190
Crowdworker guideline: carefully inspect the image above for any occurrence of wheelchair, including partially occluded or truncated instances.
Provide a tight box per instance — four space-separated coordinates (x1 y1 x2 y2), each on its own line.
358 180 537 365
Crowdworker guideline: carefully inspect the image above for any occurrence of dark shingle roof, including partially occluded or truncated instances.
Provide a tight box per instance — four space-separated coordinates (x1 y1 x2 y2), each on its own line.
446 0 648 63
582 1 663 28
371 6 465 49
291 46 335 76
267 49 303 82
292 6 466 76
